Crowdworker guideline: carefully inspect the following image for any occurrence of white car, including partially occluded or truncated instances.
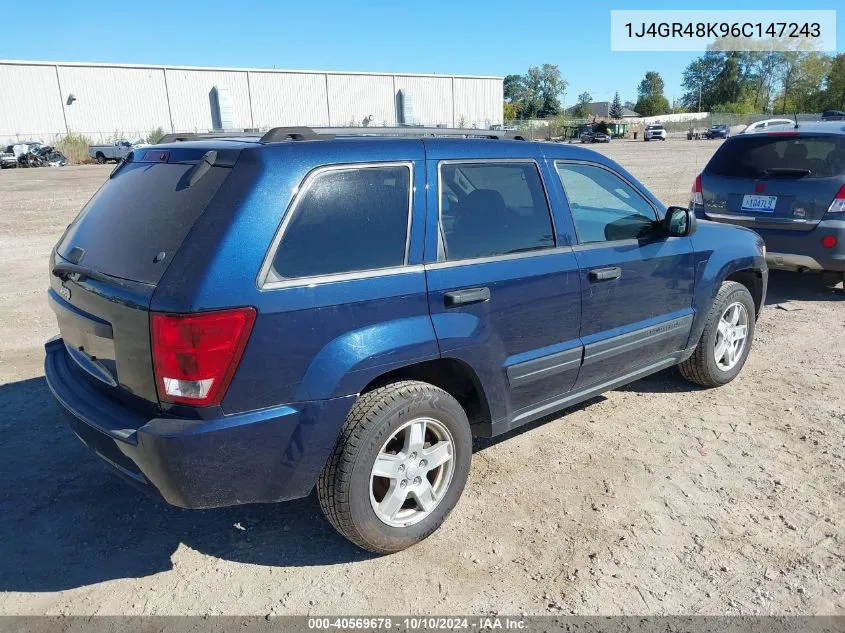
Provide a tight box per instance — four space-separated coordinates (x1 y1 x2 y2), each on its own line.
742 118 794 134
644 124 667 141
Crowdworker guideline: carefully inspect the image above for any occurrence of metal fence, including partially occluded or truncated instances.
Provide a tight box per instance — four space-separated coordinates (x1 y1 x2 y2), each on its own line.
504 113 826 141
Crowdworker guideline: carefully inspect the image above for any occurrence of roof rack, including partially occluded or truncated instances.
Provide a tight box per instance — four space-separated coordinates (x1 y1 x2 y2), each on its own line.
259 126 526 142
156 131 262 144
156 126 526 145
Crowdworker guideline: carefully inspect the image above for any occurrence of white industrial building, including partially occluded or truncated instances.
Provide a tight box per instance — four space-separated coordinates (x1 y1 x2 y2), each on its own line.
0 60 504 145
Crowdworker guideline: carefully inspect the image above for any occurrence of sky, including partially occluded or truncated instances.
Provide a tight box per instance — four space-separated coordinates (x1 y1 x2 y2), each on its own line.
1 0 842 109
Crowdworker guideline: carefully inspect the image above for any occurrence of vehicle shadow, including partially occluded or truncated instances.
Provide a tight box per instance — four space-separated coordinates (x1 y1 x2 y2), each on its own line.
473 395 608 453
765 269 843 304
0 377 373 593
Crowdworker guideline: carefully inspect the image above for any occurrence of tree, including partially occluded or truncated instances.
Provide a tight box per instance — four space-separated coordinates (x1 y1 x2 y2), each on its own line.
527 64 568 118
609 92 623 119
503 101 518 121
681 48 841 115
503 74 524 103
634 71 669 116
681 52 729 111
823 53 845 110
571 92 592 118
502 65 568 119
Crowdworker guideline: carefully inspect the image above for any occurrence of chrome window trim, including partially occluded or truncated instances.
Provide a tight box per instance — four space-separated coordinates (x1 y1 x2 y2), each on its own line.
262 264 425 290
436 158 558 263
257 161 415 291
553 159 659 246
425 245 574 270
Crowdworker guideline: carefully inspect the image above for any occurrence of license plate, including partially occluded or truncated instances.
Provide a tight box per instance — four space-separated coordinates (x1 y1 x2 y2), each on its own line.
741 195 777 212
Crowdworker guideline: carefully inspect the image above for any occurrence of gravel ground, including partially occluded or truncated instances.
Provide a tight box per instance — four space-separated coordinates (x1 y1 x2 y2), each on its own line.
0 140 842 616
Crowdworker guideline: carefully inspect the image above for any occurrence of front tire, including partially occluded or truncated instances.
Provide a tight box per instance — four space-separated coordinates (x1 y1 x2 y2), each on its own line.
95 153 106 164
318 380 472 554
679 281 756 387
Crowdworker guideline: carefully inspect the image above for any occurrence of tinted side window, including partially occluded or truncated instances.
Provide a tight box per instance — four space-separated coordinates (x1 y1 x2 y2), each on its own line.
439 162 554 261
272 165 410 279
556 162 657 243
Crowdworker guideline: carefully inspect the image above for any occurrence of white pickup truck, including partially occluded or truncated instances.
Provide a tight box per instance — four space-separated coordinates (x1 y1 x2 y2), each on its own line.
88 140 136 164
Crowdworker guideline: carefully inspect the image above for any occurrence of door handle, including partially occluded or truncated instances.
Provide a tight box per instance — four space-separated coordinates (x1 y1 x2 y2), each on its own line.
444 287 490 307
588 266 622 282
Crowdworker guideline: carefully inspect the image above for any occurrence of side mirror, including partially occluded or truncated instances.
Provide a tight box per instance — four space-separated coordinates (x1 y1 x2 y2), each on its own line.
664 206 697 237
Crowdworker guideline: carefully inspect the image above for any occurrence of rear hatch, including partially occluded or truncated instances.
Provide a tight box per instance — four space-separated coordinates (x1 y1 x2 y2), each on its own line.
701 133 845 232
49 145 240 406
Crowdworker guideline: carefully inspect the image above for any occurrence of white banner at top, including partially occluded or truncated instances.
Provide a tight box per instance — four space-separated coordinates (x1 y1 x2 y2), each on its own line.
610 10 837 52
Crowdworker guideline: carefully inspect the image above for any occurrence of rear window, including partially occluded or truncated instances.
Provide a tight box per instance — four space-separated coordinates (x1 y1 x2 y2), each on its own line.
706 135 845 179
270 164 411 280
57 161 230 285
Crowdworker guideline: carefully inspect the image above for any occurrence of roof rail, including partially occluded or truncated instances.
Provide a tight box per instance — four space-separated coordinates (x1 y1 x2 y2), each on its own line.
156 126 527 145
156 131 263 144
259 126 525 142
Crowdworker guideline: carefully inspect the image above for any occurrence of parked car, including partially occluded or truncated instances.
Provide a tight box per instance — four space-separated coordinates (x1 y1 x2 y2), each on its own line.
742 119 794 134
643 124 667 141
691 121 845 285
579 129 594 143
821 110 845 121
591 131 611 143
705 124 730 140
0 148 17 168
88 140 135 164
45 126 767 553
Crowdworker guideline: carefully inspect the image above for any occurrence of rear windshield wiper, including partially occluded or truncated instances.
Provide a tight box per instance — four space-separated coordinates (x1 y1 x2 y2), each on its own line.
52 261 134 289
184 150 219 188
762 167 812 179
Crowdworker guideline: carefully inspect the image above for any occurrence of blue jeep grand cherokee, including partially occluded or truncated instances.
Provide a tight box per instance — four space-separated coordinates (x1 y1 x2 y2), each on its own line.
45 127 767 553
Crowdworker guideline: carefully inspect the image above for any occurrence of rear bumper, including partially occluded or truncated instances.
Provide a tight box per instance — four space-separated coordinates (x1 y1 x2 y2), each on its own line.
696 212 845 273
760 220 845 273
44 337 355 509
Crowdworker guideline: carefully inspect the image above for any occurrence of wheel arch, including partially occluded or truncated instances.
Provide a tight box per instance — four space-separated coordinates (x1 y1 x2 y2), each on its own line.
725 268 765 316
360 357 493 437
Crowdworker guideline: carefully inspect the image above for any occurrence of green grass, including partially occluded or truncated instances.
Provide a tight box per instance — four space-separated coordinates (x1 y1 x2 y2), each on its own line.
53 132 93 164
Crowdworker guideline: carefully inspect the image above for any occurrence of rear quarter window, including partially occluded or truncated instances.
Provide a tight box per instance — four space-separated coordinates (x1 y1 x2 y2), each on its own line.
706 135 845 179
269 164 411 281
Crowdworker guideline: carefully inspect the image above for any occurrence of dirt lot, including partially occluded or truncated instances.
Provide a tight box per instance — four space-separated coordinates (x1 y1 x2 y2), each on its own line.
0 140 842 616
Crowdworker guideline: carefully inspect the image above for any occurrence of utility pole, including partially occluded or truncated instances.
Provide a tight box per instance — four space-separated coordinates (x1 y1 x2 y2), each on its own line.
698 85 702 113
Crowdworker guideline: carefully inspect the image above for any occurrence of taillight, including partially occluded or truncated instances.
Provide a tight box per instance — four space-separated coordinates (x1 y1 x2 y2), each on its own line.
825 184 845 216
821 235 838 248
151 307 256 406
690 174 704 207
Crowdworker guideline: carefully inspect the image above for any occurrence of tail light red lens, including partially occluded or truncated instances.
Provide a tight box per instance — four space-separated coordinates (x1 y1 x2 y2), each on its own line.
690 174 703 207
821 235 838 248
151 307 256 406
825 184 845 216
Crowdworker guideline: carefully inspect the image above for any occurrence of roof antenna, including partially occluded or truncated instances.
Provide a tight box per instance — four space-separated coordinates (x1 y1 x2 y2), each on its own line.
793 112 799 129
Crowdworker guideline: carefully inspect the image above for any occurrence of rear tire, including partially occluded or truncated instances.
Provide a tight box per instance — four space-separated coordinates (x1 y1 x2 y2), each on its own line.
679 281 756 387
95 153 106 164
318 380 472 554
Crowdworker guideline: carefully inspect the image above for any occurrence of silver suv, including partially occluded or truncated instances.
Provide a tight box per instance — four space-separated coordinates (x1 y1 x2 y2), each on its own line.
644 124 667 141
